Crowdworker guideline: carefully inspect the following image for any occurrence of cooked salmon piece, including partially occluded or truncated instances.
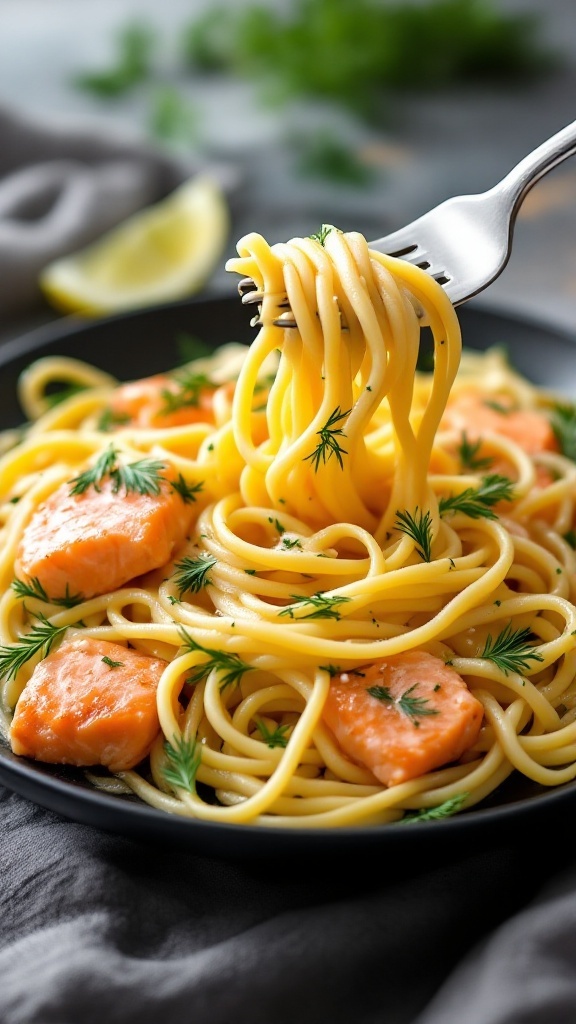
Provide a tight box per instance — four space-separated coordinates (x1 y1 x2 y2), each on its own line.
108 373 229 429
441 389 558 455
10 637 165 771
323 652 483 786
15 466 194 601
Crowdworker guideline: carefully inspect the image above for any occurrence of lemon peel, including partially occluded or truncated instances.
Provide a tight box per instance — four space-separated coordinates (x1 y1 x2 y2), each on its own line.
39 176 230 316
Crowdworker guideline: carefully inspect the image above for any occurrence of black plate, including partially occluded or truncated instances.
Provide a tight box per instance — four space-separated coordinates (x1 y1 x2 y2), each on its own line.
1 296 576 858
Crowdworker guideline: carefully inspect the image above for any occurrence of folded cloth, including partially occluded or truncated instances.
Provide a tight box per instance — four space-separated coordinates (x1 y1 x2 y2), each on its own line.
0 103 233 316
414 863 576 1024
0 786 544 1024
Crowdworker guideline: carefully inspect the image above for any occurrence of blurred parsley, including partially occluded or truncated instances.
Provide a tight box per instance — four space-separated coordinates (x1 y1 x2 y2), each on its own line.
148 85 200 147
73 21 156 98
182 0 556 120
294 131 375 185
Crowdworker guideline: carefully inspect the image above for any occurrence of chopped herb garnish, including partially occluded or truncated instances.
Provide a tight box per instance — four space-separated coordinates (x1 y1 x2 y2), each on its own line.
11 577 84 609
481 623 544 675
563 530 576 549
169 474 204 504
400 793 468 824
69 446 118 495
178 627 252 691
278 592 351 620
483 399 514 414
160 370 214 414
96 408 131 432
0 613 78 681
457 432 494 471
162 734 202 793
304 406 350 471
550 403 576 462
309 224 338 246
319 663 341 677
438 474 514 520
172 554 217 596
281 536 303 549
110 456 166 496
68 447 199 502
268 516 286 534
367 682 440 724
255 718 291 748
102 656 124 668
395 507 433 562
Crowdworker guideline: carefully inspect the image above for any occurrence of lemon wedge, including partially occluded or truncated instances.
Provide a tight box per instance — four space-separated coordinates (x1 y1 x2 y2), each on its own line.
39 176 230 316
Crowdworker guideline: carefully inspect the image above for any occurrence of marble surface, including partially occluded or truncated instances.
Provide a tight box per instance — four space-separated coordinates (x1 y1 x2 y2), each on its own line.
1 0 576 344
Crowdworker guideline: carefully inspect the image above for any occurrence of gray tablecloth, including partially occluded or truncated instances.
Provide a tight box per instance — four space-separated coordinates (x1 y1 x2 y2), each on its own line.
3 785 575 1024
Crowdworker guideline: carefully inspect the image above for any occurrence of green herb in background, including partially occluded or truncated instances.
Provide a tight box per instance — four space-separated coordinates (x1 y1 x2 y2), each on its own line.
182 0 555 119
71 0 557 182
148 84 200 147
295 131 375 185
74 21 156 98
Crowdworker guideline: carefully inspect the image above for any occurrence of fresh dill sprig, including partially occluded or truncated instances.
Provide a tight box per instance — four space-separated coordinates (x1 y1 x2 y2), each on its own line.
160 370 214 414
550 403 576 462
69 447 198 501
169 474 204 504
0 613 76 681
366 682 440 725
11 577 85 609
69 446 118 495
111 456 166 496
438 474 514 520
481 623 544 675
96 408 131 432
255 718 291 748
400 792 469 824
304 406 351 471
172 554 217 596
178 627 252 691
278 592 351 620
309 224 339 246
457 432 494 472
162 734 202 793
395 508 433 562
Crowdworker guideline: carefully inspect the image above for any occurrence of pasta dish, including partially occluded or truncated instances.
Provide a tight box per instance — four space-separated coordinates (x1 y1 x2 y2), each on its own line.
2 225 576 829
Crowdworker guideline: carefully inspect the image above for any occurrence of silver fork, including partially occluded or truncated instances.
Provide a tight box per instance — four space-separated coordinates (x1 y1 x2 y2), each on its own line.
239 118 576 323
369 117 576 306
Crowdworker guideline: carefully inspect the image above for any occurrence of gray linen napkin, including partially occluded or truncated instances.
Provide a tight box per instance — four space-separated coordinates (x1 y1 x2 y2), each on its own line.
414 864 576 1024
0 103 234 316
0 786 543 1024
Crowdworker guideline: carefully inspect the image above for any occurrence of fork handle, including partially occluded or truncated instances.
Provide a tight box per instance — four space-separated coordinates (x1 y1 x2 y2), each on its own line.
497 118 576 211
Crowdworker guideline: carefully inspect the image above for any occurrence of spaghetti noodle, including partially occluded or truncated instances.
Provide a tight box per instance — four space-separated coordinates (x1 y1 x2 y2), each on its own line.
2 226 576 828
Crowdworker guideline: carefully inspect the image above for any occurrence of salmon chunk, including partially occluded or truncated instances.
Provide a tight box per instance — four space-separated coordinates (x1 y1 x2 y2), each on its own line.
109 373 224 428
15 465 194 601
441 389 558 455
10 637 165 771
323 652 483 786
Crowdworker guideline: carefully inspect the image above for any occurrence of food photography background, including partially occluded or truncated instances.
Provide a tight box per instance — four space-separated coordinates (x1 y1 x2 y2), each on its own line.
2 2 576 1024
